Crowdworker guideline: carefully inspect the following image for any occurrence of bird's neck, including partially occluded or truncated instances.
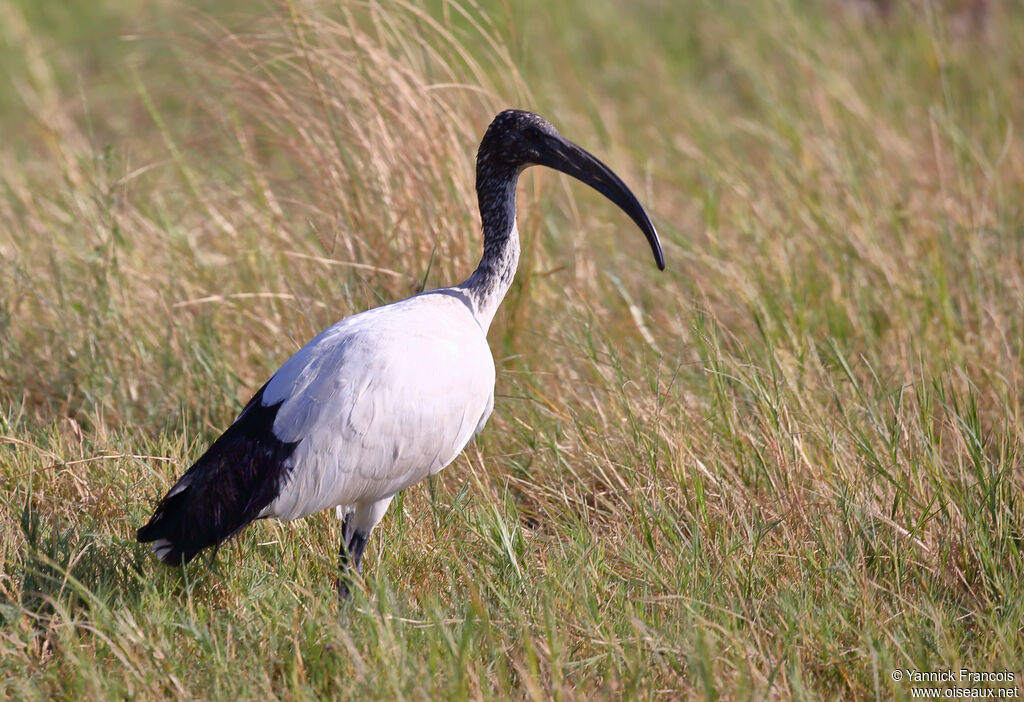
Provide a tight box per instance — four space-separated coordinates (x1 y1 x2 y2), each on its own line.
459 167 522 330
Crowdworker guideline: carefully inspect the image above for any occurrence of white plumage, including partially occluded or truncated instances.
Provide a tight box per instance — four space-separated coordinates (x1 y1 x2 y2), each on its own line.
262 288 495 523
137 110 664 598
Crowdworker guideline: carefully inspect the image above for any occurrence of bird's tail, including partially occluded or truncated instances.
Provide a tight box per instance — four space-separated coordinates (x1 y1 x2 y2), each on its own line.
136 476 214 565
136 384 299 566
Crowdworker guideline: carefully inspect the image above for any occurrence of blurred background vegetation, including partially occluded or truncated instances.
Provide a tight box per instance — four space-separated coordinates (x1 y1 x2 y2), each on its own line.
1 0 1021 698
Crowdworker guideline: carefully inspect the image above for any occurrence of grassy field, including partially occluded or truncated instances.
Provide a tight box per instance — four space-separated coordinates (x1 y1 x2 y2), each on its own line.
2 0 1022 698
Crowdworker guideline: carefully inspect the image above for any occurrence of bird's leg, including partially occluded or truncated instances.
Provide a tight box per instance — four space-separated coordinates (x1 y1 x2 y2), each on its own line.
336 514 369 600
334 497 394 601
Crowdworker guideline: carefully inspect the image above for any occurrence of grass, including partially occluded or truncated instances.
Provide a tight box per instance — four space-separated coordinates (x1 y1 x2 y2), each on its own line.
1 0 1022 698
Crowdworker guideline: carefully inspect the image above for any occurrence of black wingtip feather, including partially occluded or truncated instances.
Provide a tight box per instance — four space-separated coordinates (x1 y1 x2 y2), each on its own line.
136 383 299 566
137 486 205 565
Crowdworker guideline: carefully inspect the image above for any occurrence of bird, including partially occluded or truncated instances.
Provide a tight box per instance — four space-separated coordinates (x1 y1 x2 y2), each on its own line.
137 109 665 598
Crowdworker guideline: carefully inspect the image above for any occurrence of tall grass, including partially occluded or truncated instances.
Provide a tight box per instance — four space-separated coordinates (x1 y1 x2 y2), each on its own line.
2 0 1022 698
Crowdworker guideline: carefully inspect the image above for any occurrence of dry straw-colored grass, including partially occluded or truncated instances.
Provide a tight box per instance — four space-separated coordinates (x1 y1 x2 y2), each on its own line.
1 0 1022 698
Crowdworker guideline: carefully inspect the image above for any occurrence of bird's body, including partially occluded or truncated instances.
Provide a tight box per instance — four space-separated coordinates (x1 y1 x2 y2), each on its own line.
138 110 663 596
261 286 496 522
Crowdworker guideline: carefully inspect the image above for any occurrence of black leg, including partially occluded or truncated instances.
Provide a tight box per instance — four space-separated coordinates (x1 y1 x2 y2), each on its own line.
336 514 370 601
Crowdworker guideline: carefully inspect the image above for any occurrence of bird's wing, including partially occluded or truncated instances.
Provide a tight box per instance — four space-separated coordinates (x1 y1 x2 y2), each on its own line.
261 293 495 521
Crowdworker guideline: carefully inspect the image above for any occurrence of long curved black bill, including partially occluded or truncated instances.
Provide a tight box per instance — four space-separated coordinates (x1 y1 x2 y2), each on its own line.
536 135 665 271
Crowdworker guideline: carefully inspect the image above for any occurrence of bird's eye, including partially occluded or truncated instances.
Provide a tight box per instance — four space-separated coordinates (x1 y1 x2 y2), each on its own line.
525 125 542 139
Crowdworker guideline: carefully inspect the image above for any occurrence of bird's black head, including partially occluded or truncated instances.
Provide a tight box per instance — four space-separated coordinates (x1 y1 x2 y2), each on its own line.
477 110 563 171
477 109 665 271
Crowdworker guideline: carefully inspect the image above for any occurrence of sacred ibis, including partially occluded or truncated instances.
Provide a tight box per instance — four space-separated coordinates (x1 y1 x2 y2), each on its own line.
137 109 664 598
